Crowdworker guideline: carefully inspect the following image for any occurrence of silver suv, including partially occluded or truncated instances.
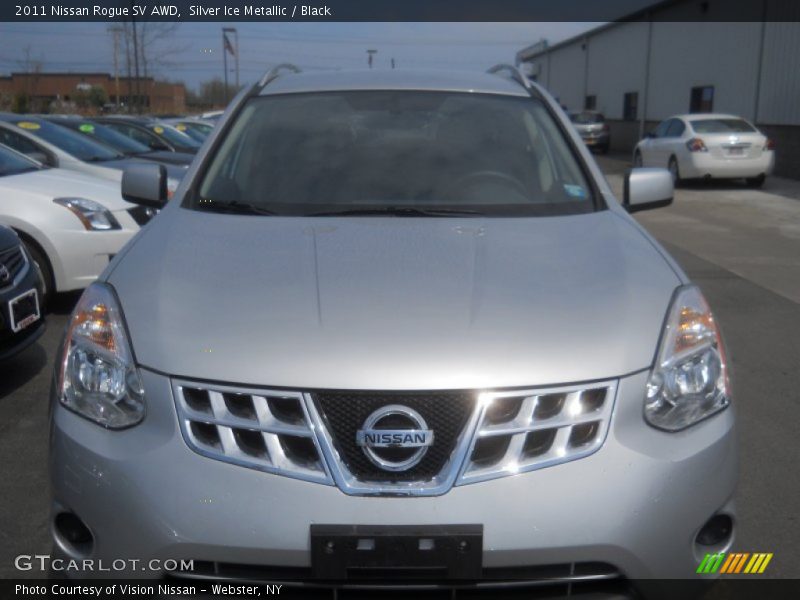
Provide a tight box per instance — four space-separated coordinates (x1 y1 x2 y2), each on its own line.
50 66 736 590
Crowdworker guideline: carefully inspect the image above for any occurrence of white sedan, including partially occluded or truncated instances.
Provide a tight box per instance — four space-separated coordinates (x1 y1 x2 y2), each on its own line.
633 113 775 187
0 144 146 302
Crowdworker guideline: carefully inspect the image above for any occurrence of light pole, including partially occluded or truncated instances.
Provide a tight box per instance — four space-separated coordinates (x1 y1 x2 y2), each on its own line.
131 9 140 113
223 27 239 88
367 49 377 69
109 26 123 109
222 27 238 105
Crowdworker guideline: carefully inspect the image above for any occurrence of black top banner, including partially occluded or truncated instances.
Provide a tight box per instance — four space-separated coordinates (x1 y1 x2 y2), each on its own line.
2 0 798 22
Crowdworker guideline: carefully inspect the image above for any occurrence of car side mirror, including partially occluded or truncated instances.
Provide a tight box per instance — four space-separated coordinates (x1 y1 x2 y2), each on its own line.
623 168 673 213
122 163 168 208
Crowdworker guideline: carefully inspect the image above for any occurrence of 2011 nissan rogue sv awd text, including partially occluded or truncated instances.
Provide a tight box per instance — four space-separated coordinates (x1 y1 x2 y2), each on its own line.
50 66 736 593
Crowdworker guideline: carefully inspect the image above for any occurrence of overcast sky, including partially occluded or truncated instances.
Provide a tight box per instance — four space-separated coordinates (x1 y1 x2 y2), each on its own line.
0 22 607 91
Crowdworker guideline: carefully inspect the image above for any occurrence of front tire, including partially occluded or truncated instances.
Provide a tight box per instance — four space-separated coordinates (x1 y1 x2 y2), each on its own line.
22 242 54 309
668 156 682 186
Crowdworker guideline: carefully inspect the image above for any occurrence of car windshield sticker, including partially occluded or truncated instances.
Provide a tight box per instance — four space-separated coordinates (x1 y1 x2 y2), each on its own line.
17 121 40 130
564 184 587 199
176 124 186 131
79 124 95 133
153 126 164 134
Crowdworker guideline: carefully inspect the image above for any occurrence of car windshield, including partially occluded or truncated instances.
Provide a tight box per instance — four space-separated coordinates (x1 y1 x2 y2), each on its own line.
0 144 41 177
152 123 201 149
61 120 151 155
690 119 756 134
194 91 596 217
189 122 214 134
5 118 124 162
570 112 604 124
174 123 208 142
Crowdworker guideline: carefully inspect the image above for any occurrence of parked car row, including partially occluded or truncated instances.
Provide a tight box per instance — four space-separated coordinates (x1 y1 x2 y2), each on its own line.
47 116 194 167
0 112 215 360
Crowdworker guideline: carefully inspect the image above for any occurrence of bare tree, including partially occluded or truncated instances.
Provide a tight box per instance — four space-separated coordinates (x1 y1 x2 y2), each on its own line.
17 46 45 110
111 21 186 113
139 22 184 78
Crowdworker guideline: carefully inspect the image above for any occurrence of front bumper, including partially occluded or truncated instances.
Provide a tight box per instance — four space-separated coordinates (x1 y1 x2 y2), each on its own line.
49 368 737 582
50 210 140 293
0 257 45 361
580 132 610 148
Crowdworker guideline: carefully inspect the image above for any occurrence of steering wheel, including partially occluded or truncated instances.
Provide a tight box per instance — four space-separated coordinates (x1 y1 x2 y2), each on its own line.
445 170 529 200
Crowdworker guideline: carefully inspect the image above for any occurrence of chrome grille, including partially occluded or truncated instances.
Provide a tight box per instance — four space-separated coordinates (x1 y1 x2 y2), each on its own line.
311 390 475 483
0 244 28 290
172 379 616 494
458 382 617 485
172 381 333 485
306 389 482 496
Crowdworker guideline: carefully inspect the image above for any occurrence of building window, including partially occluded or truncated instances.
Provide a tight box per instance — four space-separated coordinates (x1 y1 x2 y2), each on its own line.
690 86 714 113
623 92 638 121
584 95 597 110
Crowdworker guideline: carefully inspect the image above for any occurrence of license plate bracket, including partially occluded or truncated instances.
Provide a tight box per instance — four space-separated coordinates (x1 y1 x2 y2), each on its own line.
310 524 482 580
9 288 40 333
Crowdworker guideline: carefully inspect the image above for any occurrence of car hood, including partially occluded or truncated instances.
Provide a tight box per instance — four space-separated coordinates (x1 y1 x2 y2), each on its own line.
110 208 680 390
0 168 133 212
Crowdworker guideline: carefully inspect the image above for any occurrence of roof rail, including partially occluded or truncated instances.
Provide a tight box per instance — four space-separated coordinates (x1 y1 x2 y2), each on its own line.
486 63 531 90
258 63 302 87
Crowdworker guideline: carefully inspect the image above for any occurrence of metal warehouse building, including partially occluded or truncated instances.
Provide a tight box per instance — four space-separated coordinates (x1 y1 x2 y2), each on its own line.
516 0 800 178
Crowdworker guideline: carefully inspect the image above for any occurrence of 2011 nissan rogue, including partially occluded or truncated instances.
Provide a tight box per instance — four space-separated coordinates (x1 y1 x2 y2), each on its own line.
50 66 736 592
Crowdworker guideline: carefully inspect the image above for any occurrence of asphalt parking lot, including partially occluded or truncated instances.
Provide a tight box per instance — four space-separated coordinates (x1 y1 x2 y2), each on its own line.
1 153 799 580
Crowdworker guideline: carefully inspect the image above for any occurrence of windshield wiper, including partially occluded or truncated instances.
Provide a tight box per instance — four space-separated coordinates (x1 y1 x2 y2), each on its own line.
306 206 484 217
196 200 277 216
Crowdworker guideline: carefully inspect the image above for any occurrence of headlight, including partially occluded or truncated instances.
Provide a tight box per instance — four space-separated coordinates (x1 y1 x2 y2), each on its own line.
644 285 730 431
53 197 121 231
58 283 144 429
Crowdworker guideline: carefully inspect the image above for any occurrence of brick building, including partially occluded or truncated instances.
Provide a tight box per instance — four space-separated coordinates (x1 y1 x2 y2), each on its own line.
0 71 186 114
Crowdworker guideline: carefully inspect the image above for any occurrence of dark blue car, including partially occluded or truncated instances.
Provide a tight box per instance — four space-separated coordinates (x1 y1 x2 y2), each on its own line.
0 225 44 361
